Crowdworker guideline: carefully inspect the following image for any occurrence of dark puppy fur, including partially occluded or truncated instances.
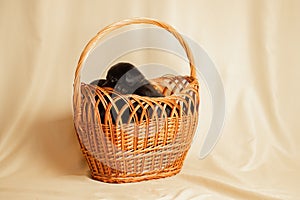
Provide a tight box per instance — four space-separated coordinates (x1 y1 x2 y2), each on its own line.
102 62 164 97
90 79 107 123
91 63 174 124
90 79 106 86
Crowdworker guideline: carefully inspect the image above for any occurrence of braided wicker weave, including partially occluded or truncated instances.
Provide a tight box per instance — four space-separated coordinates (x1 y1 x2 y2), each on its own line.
73 18 200 183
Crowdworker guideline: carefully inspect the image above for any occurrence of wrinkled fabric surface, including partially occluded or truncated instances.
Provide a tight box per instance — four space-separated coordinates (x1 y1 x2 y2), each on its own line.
0 0 299 199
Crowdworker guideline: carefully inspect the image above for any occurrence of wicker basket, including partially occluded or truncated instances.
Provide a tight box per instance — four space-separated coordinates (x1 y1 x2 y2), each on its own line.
73 18 200 183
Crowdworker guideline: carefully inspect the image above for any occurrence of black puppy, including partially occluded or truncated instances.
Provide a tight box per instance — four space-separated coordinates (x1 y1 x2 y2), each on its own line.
102 62 164 97
91 63 173 124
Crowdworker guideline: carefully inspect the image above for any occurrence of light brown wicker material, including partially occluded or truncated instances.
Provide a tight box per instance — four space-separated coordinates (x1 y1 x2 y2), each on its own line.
73 18 200 183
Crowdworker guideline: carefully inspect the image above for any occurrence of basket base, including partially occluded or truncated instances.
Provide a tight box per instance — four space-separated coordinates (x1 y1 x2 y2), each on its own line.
90 167 182 184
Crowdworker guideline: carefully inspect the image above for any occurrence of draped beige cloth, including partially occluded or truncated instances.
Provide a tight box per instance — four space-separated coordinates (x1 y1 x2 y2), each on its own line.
0 0 299 199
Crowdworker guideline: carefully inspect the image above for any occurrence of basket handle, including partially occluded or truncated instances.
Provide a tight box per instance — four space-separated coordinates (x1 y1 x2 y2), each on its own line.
73 18 196 109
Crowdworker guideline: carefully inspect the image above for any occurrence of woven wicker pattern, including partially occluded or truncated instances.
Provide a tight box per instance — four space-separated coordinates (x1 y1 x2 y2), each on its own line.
73 18 200 183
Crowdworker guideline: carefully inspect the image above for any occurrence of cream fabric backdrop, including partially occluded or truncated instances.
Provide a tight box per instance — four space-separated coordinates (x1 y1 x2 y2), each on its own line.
0 0 299 199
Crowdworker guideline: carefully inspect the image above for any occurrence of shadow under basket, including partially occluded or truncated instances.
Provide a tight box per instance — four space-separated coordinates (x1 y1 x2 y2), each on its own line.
73 18 200 183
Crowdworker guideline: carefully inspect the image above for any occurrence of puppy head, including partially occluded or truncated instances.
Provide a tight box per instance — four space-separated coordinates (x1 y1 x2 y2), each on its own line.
103 62 145 88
